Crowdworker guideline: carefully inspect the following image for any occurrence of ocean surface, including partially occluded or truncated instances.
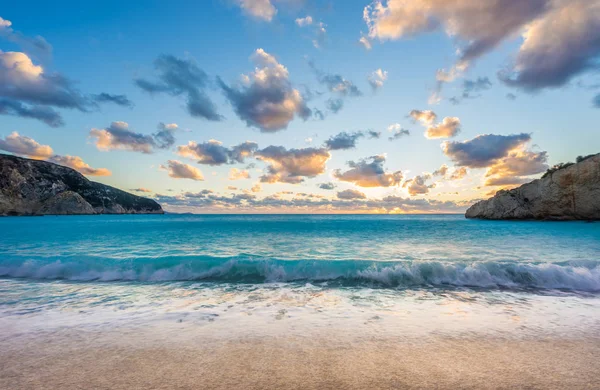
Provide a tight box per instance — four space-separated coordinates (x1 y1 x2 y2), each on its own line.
1 214 600 340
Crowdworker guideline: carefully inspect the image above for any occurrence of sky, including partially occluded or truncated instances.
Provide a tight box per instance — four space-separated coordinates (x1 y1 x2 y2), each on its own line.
1 0 599 214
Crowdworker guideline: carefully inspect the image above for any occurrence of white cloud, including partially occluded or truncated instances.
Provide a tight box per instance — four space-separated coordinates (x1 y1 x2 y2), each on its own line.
295 16 313 26
368 68 388 90
235 0 277 22
359 36 372 50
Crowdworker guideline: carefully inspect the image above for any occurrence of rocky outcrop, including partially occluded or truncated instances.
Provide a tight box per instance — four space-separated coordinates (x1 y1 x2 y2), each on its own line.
466 153 600 220
0 154 163 216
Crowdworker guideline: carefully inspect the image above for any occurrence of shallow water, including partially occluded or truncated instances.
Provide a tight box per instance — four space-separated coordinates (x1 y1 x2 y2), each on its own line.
1 214 599 339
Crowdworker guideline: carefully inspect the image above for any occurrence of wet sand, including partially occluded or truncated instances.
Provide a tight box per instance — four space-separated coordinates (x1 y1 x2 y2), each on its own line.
2 329 600 390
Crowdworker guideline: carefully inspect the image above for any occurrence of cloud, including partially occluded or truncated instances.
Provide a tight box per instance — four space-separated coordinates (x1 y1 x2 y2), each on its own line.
506 93 517 100
0 131 53 159
595 94 600 108
403 174 434 196
312 22 327 48
324 131 364 150
442 133 533 168
485 150 548 178
0 132 111 176
177 139 258 165
0 49 133 126
387 123 410 141
364 1 600 93
301 84 323 101
450 77 492 104
234 0 277 22
89 121 181 154
432 164 448 177
153 122 178 149
337 189 367 200
388 129 410 141
425 116 461 139
359 36 372 50
499 0 600 91
296 16 327 48
0 51 91 112
326 98 344 113
318 182 336 190
449 166 468 180
442 132 547 186
334 155 403 187
89 122 153 153
255 145 330 184
92 93 134 108
131 188 152 193
0 16 52 58
229 168 251 180
409 109 437 125
484 176 531 187
463 77 492 95
135 54 222 121
323 130 382 150
161 160 204 181
433 164 468 181
295 16 313 26
219 49 311 132
48 155 111 176
155 189 469 214
410 109 460 139
367 130 381 139
363 0 550 72
368 68 388 90
0 98 63 127
484 150 548 186
309 61 362 97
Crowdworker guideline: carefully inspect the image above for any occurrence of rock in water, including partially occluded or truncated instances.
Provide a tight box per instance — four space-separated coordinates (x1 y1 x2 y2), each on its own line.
0 154 163 216
466 153 600 220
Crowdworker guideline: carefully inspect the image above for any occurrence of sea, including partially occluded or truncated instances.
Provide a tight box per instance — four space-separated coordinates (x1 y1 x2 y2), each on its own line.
1 214 600 341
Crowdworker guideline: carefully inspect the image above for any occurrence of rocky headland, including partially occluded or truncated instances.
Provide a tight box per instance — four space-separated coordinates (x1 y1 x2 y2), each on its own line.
466 153 600 220
0 153 163 216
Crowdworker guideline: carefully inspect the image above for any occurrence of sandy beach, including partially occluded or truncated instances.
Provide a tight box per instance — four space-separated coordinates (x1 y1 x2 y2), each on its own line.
2 327 600 390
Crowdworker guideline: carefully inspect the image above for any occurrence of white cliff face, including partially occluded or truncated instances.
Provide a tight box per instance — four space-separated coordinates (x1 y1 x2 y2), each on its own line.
466 154 600 220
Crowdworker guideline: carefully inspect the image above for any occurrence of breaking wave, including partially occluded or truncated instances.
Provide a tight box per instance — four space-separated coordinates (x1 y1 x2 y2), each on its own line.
1 256 600 292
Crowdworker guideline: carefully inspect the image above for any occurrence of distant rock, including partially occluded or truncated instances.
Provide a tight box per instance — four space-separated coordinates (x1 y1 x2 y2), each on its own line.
0 154 163 216
466 153 600 220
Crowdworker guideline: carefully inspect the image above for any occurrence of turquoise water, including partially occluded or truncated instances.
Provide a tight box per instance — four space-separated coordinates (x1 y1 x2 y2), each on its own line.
1 214 600 289
1 214 600 339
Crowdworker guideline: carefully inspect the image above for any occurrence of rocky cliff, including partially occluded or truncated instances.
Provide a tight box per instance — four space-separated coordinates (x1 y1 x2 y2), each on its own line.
0 154 163 216
466 153 600 220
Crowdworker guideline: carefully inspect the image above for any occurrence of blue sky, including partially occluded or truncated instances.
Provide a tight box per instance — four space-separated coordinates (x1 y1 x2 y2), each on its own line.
1 0 599 213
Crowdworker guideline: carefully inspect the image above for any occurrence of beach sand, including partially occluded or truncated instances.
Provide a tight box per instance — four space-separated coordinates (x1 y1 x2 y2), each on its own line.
2 328 600 390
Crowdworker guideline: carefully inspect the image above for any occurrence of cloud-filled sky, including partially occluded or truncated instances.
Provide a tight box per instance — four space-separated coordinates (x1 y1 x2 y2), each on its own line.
1 0 599 213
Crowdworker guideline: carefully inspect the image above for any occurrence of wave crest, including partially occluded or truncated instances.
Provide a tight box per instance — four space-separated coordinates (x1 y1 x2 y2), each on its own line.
1 257 599 291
